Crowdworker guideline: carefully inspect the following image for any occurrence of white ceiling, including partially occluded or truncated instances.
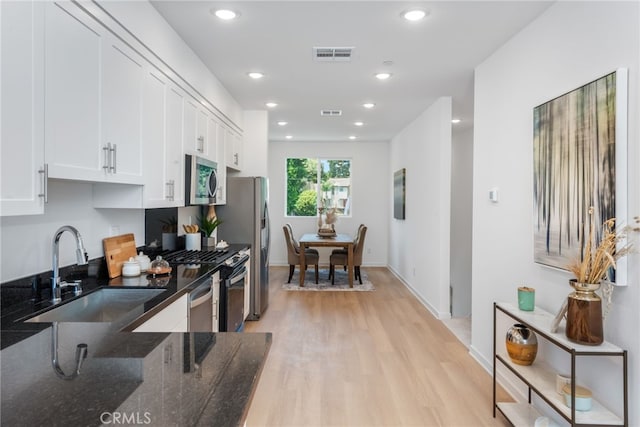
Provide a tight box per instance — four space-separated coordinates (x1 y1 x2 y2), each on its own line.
150 1 553 142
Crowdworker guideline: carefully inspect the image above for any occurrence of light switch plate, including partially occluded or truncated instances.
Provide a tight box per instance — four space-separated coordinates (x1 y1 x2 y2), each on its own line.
489 188 499 203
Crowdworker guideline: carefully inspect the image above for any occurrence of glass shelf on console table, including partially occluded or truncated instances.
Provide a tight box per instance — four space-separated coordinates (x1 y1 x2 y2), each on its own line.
493 302 628 427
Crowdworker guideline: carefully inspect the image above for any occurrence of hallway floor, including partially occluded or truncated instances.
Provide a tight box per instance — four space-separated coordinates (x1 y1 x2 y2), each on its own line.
244 266 511 426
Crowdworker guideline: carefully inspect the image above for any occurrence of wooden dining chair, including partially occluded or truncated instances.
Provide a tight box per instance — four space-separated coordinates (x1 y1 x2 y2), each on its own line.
330 224 365 258
329 225 367 284
283 225 319 284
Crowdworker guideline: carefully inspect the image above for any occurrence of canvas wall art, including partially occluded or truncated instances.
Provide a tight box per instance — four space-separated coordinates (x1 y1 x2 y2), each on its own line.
394 168 406 220
533 69 627 283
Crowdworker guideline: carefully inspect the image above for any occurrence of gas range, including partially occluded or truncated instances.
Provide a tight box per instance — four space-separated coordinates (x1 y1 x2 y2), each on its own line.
161 249 232 266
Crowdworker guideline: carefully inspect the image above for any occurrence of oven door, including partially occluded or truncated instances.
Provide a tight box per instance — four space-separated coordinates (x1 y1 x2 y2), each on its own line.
224 266 246 332
188 272 218 332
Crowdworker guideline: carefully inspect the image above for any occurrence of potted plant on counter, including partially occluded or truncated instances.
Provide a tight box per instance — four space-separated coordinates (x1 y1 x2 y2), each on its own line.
199 215 223 247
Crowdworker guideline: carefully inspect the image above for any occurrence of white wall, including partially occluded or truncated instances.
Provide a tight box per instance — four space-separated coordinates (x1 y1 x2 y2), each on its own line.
450 128 473 318
0 181 144 282
472 1 639 422
389 97 452 319
268 140 389 267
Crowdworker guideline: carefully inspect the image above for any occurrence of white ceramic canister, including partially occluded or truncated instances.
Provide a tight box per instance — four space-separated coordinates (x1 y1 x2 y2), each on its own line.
135 251 151 272
122 257 141 277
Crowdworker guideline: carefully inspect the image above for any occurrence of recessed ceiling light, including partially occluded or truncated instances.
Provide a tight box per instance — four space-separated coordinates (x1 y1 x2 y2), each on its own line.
354 121 364 127
265 102 278 108
375 72 392 80
451 118 461 124
349 136 357 140
277 121 288 126
248 72 264 79
285 135 293 139
213 9 239 20
363 103 375 109
402 9 427 21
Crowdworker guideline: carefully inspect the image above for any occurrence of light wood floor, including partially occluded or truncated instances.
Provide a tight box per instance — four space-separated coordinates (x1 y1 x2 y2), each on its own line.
244 266 512 426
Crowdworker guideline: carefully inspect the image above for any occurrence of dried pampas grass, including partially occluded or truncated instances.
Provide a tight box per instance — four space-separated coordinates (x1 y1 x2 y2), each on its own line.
567 207 637 284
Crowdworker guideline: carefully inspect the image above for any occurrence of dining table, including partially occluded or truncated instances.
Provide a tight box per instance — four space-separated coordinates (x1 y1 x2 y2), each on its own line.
298 233 355 287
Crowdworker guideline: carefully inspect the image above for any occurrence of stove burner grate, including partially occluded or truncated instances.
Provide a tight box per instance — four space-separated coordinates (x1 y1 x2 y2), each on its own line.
161 249 229 265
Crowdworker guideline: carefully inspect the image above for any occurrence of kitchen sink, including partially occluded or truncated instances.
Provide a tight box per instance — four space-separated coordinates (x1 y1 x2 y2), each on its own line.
25 288 166 323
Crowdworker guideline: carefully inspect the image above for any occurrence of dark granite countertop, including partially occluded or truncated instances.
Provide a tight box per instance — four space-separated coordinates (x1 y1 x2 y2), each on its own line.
0 244 270 426
1 326 271 426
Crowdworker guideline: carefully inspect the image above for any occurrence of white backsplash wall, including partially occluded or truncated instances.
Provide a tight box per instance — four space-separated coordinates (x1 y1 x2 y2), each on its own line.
0 180 144 282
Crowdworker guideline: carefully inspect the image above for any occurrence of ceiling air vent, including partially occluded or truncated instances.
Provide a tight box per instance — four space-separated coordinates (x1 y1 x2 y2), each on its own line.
313 47 354 62
320 109 342 117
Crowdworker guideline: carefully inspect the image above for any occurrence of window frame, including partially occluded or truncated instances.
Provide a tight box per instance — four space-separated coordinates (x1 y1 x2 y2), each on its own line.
284 157 352 218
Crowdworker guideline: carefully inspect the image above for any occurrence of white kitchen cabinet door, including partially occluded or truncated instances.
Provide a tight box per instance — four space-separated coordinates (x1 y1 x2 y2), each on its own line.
183 98 198 155
184 97 212 157
141 69 167 206
44 2 143 184
44 1 104 182
164 85 185 206
214 123 227 205
197 109 209 157
225 128 242 171
133 293 188 333
142 72 185 208
207 117 219 162
0 1 46 216
101 35 144 184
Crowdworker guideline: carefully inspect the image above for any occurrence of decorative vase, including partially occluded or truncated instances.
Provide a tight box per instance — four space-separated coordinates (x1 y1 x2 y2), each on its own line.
317 208 324 230
565 279 603 345
505 323 538 365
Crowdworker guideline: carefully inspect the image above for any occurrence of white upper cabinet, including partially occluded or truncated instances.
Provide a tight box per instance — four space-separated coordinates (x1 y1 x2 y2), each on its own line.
215 122 227 205
184 98 212 157
141 69 185 208
207 116 219 163
225 128 243 171
44 2 143 184
101 38 144 183
0 1 46 216
44 2 103 182
165 85 185 206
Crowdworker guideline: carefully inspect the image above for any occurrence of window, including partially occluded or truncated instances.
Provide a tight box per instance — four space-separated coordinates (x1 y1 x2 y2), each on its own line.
286 158 351 217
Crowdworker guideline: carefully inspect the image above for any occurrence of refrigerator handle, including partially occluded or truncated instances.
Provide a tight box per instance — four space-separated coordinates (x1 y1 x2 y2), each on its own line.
264 201 271 263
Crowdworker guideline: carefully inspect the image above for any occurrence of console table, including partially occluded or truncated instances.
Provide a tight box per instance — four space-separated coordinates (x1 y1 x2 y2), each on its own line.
493 302 628 426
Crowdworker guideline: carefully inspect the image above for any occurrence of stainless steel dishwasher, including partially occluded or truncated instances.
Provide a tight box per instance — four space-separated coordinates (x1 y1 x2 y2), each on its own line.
189 271 220 332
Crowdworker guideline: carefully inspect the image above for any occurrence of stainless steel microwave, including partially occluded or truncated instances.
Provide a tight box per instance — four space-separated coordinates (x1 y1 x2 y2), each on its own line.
185 154 218 205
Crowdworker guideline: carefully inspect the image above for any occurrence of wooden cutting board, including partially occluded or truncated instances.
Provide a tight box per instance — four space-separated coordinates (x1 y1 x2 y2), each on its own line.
103 233 138 279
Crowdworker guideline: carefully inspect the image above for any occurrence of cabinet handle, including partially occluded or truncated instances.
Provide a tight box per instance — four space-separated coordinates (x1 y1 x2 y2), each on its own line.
166 180 174 201
38 164 48 203
103 144 110 172
197 136 204 152
234 153 239 165
110 144 117 174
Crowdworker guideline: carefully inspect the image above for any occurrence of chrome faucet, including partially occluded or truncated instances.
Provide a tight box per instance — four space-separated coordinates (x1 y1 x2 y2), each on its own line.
51 225 88 303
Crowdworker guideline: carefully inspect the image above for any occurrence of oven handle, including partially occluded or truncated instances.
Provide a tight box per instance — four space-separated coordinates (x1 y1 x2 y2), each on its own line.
228 267 247 286
190 287 213 308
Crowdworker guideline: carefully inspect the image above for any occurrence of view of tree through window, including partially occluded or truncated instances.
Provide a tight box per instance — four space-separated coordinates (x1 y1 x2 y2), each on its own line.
286 158 351 217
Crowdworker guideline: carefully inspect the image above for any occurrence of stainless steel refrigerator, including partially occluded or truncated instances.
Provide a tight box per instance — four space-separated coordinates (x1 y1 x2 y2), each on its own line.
217 177 270 320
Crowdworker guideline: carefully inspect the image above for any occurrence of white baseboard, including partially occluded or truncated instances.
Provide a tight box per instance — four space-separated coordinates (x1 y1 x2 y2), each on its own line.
387 266 451 320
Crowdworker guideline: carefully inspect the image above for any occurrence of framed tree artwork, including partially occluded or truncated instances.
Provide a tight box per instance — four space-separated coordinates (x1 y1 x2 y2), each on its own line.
532 68 628 285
